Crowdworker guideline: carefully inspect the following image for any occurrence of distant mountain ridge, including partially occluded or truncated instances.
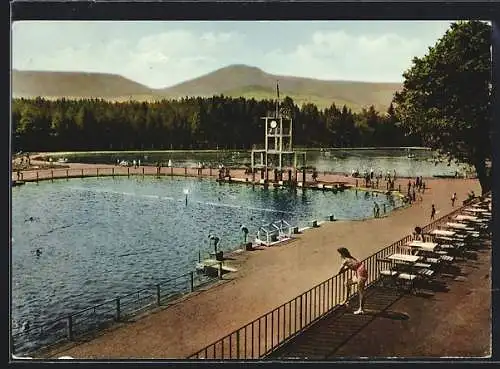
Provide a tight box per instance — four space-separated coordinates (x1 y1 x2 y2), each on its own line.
12 65 402 111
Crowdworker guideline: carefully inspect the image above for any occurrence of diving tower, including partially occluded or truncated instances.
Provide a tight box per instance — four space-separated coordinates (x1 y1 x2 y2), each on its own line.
250 82 307 183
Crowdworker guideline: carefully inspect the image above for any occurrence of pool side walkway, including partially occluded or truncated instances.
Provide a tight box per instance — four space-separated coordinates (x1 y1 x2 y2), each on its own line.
268 243 491 359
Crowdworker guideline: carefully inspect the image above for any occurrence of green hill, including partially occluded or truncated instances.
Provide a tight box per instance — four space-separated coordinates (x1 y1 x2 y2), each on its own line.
12 69 155 99
12 65 402 112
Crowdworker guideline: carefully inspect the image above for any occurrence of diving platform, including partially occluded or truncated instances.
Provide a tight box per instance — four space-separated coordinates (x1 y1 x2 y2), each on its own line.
196 259 238 277
216 176 350 192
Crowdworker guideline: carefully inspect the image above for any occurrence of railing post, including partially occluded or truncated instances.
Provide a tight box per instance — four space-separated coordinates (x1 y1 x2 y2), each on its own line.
236 330 240 359
190 271 194 292
66 315 73 341
299 295 303 329
115 297 121 321
156 284 161 306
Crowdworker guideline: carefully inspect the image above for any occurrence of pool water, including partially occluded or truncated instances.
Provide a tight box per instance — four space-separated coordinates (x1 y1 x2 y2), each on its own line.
11 176 402 353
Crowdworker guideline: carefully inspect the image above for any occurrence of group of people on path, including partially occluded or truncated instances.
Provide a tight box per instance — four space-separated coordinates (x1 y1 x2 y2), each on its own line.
405 176 426 204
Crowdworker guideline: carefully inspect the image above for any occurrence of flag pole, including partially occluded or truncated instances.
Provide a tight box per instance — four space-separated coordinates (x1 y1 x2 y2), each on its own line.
276 80 280 118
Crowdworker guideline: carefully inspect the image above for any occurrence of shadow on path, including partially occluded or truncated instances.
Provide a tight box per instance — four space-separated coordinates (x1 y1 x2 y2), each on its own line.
267 287 408 360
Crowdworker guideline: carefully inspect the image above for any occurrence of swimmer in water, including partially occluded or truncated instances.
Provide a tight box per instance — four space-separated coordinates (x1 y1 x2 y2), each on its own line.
35 249 42 257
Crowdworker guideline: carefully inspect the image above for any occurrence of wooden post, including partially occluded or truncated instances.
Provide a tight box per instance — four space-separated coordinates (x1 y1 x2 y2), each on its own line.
36 171 39 182
66 315 73 341
127 167 130 177
142 167 145 177
81 169 84 178
218 262 223 279
66 169 69 180
112 168 115 177
51 170 54 181
115 298 121 321
190 271 194 292
184 167 187 176
170 167 173 176
198 250 201 263
97 168 99 177
209 167 212 176
156 284 161 306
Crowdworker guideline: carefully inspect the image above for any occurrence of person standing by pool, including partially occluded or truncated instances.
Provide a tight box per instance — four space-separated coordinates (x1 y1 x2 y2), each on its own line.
451 192 457 207
431 204 436 220
240 225 249 243
337 247 368 315
413 226 424 241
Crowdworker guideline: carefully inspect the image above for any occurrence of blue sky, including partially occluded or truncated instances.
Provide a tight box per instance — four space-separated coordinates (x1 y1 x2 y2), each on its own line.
12 21 454 88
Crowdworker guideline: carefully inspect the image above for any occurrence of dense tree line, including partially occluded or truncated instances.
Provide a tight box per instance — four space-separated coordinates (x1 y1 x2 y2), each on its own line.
12 95 419 152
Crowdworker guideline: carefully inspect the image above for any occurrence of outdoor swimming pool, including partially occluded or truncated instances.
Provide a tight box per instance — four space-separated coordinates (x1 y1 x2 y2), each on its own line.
11 176 402 354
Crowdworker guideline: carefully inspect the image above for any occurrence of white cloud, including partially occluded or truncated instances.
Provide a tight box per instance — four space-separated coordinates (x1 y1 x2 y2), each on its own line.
12 22 452 88
262 30 436 82
13 28 245 88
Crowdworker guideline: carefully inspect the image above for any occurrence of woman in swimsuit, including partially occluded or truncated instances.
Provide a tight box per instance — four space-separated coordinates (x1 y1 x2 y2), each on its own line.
337 247 368 314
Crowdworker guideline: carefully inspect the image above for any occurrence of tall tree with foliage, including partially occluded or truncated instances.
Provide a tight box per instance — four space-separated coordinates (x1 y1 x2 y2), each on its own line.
393 21 492 194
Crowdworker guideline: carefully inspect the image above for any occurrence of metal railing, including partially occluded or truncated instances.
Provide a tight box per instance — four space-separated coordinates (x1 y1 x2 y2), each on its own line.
13 166 233 182
187 198 483 359
12 270 219 356
12 166 354 184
